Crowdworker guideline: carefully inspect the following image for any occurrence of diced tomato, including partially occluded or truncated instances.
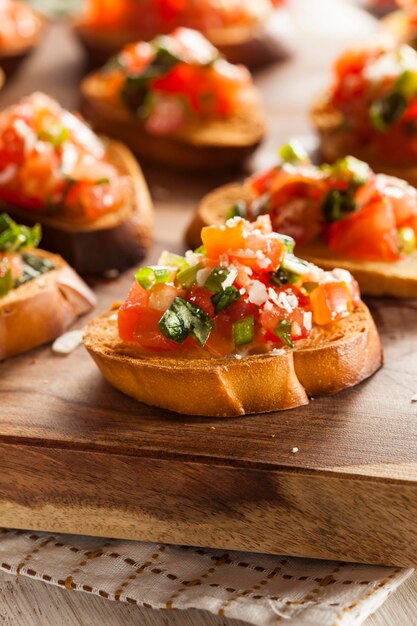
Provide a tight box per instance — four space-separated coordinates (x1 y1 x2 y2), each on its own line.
186 286 215 317
201 220 246 259
328 193 400 261
64 180 127 220
248 167 277 196
228 232 285 272
0 126 25 169
309 281 353 326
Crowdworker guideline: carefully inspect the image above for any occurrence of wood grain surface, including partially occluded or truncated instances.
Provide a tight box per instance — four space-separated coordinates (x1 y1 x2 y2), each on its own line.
1 0 417 574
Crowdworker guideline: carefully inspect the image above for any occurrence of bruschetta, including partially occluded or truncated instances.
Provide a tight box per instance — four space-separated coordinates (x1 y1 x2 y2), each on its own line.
0 0 44 75
0 213 96 360
73 0 291 70
80 28 266 171
0 92 154 275
84 215 382 417
312 41 417 186
187 144 417 298
382 3 417 48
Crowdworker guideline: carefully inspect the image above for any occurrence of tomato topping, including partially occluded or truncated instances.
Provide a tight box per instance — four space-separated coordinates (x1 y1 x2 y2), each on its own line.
0 93 129 222
0 1 41 50
118 216 361 356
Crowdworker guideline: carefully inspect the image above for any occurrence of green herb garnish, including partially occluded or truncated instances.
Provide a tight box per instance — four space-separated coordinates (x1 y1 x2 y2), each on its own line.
211 286 240 313
0 214 41 253
175 263 203 289
233 316 254 347
370 92 407 132
323 188 356 223
158 296 215 346
0 268 13 297
158 251 189 270
38 124 69 148
279 141 309 164
270 267 299 287
135 266 171 290
274 319 294 348
226 201 247 221
204 267 230 293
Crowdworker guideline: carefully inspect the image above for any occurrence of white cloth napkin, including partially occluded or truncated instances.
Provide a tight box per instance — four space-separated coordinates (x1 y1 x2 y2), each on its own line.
0 528 412 626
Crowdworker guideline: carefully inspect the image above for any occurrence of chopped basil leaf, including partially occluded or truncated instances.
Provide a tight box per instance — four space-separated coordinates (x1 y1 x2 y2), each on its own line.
15 253 55 287
158 296 214 346
0 214 41 253
323 188 356 223
212 286 240 313
175 262 203 289
370 92 407 132
233 316 254 347
395 69 417 99
0 268 13 297
135 266 171 290
399 226 416 254
327 156 371 188
204 266 230 293
270 267 299 287
226 201 247 221
274 319 294 348
279 141 309 164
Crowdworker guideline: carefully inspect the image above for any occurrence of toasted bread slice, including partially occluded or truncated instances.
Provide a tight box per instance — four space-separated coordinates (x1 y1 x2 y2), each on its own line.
189 182 417 298
311 92 417 187
84 301 382 417
0 249 96 360
73 7 291 70
3 139 154 275
80 74 265 172
0 5 44 76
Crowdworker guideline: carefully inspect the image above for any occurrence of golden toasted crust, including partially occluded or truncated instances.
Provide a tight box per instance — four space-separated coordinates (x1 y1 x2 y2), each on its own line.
80 73 265 171
311 92 417 187
73 6 291 70
83 302 382 417
189 181 417 298
4 139 154 275
0 249 96 360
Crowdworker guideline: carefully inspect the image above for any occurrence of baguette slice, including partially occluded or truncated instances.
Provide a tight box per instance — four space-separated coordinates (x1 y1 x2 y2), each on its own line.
0 249 96 360
84 302 382 417
311 92 417 187
80 74 265 172
188 182 417 298
3 139 154 275
0 6 44 76
73 7 292 70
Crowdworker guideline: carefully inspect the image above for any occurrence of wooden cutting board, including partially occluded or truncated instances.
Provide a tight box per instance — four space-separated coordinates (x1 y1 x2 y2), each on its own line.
2 0 417 568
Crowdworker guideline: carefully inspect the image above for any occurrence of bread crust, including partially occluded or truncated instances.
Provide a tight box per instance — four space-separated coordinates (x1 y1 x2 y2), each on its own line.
0 249 96 360
83 302 382 417
80 73 265 171
311 92 417 187
189 181 417 298
3 139 154 275
73 7 292 70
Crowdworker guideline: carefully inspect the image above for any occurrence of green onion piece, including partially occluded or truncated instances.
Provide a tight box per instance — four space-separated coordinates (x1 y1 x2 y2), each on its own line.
274 319 294 348
279 140 309 164
175 262 203 289
212 286 240 313
135 266 171 290
226 201 247 221
233 316 254 347
270 267 299 287
96 177 110 185
38 125 69 148
302 281 319 294
399 226 417 254
328 156 371 188
395 69 417 98
158 296 214 346
204 267 230 293
158 250 189 270
0 214 41 253
0 268 13 298
194 245 206 255
370 92 407 133
275 233 295 254
323 188 356 223
281 254 311 276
